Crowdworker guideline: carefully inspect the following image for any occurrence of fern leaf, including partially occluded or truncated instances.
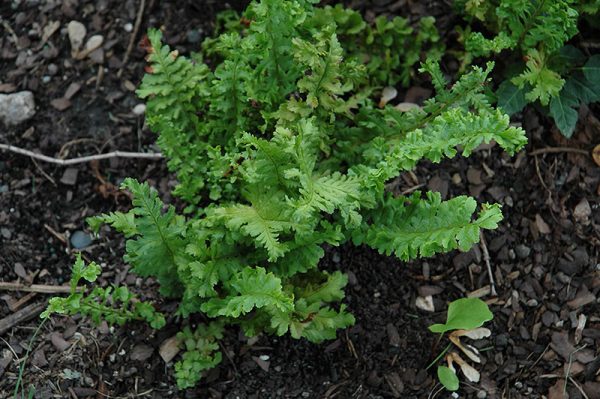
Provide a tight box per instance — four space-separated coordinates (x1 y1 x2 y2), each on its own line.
212 202 292 261
121 178 186 297
87 212 137 238
200 267 294 317
355 192 503 261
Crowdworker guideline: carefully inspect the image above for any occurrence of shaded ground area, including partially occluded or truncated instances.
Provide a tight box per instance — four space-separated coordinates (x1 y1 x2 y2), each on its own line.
1 0 599 398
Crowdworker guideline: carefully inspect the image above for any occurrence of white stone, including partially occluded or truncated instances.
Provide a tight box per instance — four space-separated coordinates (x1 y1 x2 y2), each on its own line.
67 21 86 56
133 103 146 115
0 91 36 125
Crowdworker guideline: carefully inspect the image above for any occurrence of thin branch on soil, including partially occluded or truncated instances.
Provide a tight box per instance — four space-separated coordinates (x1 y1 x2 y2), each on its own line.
533 154 553 198
44 224 68 245
569 376 589 399
479 231 497 297
31 157 57 186
0 301 46 335
0 282 79 294
0 143 163 165
528 147 589 156
118 0 147 78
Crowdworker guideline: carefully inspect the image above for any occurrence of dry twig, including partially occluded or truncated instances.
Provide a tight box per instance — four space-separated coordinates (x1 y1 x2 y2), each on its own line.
0 143 162 165
0 282 79 294
118 0 147 78
479 231 497 297
0 302 46 335
528 147 589 156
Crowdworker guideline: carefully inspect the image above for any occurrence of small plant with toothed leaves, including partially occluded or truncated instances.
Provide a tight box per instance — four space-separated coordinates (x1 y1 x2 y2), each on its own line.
44 0 525 389
454 0 600 138
428 298 494 392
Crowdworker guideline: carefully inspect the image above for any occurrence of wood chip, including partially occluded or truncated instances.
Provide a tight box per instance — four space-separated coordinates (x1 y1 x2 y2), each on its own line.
130 344 153 361
252 355 270 372
415 295 434 312
535 214 551 234
592 144 600 167
50 97 72 111
64 82 82 100
383 372 404 398
50 332 71 352
567 285 596 309
158 335 180 363
0 302 45 335
386 323 400 347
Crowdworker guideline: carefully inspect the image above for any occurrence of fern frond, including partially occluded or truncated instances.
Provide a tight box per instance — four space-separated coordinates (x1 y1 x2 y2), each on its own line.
200 267 294 317
121 178 186 297
354 192 502 261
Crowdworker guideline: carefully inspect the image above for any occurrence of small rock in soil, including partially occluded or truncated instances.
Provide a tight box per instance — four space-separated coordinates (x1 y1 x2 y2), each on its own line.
50 332 70 352
50 97 72 111
70 230 93 249
130 344 154 361
567 285 595 309
67 21 86 56
186 29 203 43
0 227 11 239
0 350 13 378
573 198 591 223
159 335 180 363
515 244 531 259
60 167 78 185
0 91 36 125
64 82 82 100
535 214 551 234
132 103 146 115
386 323 400 347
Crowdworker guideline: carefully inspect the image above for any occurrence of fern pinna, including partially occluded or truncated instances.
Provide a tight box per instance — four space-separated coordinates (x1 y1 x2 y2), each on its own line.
46 0 526 389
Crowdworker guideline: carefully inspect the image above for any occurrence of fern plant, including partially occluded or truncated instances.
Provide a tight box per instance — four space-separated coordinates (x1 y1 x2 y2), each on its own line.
46 0 526 389
455 0 600 137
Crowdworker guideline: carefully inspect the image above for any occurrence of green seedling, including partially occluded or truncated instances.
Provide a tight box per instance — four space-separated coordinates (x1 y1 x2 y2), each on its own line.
429 297 493 391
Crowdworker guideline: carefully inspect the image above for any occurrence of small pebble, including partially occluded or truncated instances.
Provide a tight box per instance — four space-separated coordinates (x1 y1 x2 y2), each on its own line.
186 29 202 44
133 103 146 115
47 64 58 75
70 230 93 249
515 244 531 259
477 390 487 399
259 355 270 361
331 252 340 263
124 22 133 32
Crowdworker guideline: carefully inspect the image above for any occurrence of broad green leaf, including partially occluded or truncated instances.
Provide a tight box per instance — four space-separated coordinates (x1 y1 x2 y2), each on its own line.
429 298 493 333
563 74 600 105
558 45 585 65
549 92 579 138
582 55 600 87
437 366 459 391
496 81 527 115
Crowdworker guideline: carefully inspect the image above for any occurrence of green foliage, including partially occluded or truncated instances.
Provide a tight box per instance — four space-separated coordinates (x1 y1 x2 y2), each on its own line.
438 365 460 391
429 297 493 334
42 254 165 329
174 323 224 389
311 4 444 87
429 298 493 391
354 193 502 261
455 0 600 137
58 0 526 389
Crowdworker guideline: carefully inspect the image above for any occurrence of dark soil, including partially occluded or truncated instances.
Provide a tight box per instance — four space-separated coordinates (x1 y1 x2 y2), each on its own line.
1 1 600 399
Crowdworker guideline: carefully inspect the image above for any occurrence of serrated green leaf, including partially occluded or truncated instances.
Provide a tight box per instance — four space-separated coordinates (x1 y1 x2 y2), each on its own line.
429 298 493 334
200 267 294 317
